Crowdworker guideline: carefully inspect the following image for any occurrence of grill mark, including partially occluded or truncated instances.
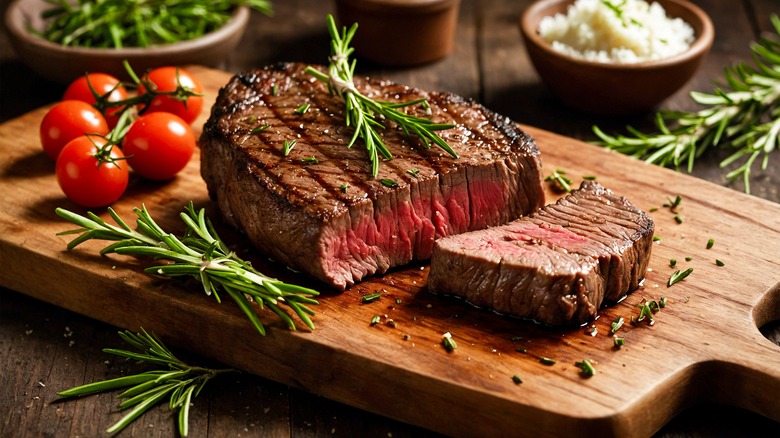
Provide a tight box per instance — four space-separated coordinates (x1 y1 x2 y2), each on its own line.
202 63 547 288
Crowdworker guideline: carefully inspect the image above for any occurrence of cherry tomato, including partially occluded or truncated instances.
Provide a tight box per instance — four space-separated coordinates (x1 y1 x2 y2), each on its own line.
137 67 203 124
40 100 110 160
63 73 128 128
123 112 196 180
55 135 129 207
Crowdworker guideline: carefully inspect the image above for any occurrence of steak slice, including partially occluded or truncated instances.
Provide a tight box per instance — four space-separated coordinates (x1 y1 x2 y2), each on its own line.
199 62 545 290
427 181 654 326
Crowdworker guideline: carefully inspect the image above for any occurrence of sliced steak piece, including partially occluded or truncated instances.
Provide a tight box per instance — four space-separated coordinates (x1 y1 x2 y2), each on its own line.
199 62 545 290
427 181 654 326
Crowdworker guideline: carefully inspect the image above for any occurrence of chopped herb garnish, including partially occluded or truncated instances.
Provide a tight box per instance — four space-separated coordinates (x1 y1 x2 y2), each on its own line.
636 302 655 325
442 332 457 352
271 84 278 96
669 259 677 267
282 139 297 156
395 298 402 304
539 357 556 366
707 238 715 249
614 337 625 348
659 296 667 308
668 268 693 287
511 336 523 342
370 315 381 325
516 348 527 354
716 259 725 266
575 359 596 377
648 299 661 313
301 156 318 164
685 256 693 262
380 178 399 188
251 124 270 134
386 319 398 328
407 169 420 177
248 115 257 124
610 316 624 334
362 292 382 303
582 175 597 180
674 215 684 224
649 207 659 212
544 169 572 193
294 103 311 115
653 236 661 242
340 183 349 193
511 375 523 385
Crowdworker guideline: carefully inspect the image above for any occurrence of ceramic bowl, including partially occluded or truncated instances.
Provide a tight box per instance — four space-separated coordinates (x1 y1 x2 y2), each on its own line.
335 0 460 66
4 0 250 84
519 0 714 115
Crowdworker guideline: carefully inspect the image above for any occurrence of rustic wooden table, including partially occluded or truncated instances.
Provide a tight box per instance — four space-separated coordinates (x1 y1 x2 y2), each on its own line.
1 0 779 436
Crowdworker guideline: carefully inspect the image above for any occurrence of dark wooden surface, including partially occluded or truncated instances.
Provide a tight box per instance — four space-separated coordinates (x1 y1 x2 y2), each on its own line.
1 0 779 437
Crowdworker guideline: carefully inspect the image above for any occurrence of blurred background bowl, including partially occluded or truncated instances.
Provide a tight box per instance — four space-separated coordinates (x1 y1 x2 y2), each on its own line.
519 0 714 115
335 0 460 66
4 0 250 84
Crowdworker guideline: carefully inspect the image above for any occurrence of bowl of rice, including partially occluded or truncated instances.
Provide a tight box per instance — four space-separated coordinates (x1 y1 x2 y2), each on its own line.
520 0 714 114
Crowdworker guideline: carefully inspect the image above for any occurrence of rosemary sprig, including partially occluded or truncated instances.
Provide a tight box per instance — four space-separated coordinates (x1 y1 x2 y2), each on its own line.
55 202 319 336
593 15 780 194
305 15 457 177
59 328 235 436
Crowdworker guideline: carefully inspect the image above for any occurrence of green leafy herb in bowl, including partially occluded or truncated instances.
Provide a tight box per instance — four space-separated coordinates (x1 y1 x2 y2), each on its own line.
35 0 272 48
4 0 272 83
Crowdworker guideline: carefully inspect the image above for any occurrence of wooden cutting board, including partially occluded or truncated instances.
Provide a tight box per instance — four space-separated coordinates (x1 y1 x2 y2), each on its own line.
1 66 778 438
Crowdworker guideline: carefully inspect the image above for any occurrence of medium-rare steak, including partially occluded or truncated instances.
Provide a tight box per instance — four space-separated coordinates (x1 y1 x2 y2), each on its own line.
199 62 545 290
427 181 654 326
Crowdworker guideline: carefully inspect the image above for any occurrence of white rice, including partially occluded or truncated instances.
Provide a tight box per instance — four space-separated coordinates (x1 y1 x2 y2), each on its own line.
538 0 695 64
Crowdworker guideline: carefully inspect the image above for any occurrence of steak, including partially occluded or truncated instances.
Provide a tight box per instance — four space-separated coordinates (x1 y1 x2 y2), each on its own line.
199 62 546 290
427 181 654 326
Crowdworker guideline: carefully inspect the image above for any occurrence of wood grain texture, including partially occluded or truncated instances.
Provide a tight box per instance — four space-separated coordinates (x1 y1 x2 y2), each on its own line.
1 65 779 438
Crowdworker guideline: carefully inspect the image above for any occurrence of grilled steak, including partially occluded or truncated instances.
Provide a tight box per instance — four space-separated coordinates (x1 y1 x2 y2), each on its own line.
427 181 654 326
199 63 546 290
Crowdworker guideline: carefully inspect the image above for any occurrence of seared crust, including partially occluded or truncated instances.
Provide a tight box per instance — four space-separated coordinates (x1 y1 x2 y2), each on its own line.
200 62 546 289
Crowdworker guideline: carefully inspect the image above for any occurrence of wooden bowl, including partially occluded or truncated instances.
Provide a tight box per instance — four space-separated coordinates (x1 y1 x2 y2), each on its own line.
519 0 714 115
4 0 250 84
335 0 460 66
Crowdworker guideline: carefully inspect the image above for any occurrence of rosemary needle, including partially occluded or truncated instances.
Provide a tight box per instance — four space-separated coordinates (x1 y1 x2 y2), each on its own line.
305 15 457 177
55 202 319 336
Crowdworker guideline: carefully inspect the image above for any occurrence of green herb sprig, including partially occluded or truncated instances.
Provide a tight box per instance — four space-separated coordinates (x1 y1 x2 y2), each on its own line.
593 15 780 194
37 0 272 48
55 202 319 336
305 15 457 177
59 329 234 436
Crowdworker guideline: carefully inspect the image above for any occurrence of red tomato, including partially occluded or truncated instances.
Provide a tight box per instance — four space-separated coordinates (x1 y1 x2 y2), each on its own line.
63 73 128 128
55 135 129 207
137 67 203 124
40 100 110 160
123 112 196 180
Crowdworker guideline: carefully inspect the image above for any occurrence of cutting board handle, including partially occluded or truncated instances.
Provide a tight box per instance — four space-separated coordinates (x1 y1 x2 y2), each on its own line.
716 286 780 423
